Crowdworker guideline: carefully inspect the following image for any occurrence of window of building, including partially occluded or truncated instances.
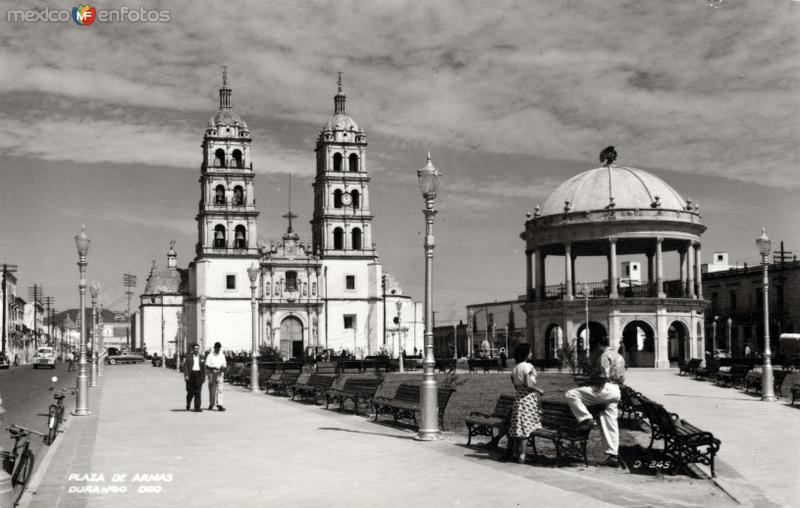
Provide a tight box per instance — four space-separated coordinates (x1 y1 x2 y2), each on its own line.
333 227 343 250
233 186 244 206
214 148 225 167
349 153 359 172
333 153 343 172
232 149 243 169
226 274 236 290
729 291 737 314
345 275 355 290
711 292 719 315
333 189 343 208
214 185 226 205
351 228 362 250
351 189 360 209
234 225 247 249
214 225 226 248
286 271 297 292
343 314 356 329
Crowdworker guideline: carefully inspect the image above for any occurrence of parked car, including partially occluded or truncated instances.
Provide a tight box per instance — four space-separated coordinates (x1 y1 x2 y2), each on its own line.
0 353 9 369
105 351 146 365
34 346 56 369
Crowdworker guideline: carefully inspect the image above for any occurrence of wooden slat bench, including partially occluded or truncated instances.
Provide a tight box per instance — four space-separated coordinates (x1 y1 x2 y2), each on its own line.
619 385 646 424
528 400 594 466
467 358 500 373
372 383 456 430
695 361 720 380
243 368 275 390
290 374 337 403
225 364 246 385
265 372 300 396
641 399 721 476
744 369 789 396
716 364 751 388
464 394 516 447
325 377 383 415
532 358 562 372
435 358 457 373
679 359 702 376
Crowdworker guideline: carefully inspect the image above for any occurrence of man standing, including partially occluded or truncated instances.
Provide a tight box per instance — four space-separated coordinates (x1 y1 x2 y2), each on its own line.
565 335 625 467
183 343 206 412
206 341 227 411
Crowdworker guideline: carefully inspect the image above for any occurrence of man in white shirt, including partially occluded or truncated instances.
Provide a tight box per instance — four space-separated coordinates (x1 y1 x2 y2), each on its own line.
206 341 227 411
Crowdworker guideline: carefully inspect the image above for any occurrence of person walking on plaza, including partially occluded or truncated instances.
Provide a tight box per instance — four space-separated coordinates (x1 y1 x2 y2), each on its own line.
183 343 206 412
506 343 543 464
206 341 227 411
67 351 75 372
565 335 626 467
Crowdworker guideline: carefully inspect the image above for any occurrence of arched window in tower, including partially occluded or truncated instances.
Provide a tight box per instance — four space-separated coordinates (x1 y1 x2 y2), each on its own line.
233 186 244 206
285 271 298 292
349 153 359 172
351 227 362 250
214 225 226 248
214 185 226 205
234 225 247 249
351 190 360 209
333 153 342 172
333 227 344 250
232 149 243 169
214 148 225 167
333 189 343 209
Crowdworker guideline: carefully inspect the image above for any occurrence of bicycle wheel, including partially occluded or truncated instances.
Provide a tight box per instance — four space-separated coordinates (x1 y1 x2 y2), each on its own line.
11 449 34 504
47 405 59 445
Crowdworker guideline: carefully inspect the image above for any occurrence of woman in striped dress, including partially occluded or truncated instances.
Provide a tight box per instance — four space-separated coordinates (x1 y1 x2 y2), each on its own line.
507 343 543 463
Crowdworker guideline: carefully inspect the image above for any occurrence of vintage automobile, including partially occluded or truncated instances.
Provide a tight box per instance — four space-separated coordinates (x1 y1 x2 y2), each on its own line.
34 346 56 369
105 351 146 365
0 353 9 369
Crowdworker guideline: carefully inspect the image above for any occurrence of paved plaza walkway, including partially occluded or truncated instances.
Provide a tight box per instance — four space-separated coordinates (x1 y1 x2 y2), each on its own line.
18 365 799 508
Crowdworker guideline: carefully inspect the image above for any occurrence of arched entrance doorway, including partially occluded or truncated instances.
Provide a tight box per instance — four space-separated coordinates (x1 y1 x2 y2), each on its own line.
280 316 304 360
668 321 689 365
543 323 563 360
576 321 608 355
622 320 656 367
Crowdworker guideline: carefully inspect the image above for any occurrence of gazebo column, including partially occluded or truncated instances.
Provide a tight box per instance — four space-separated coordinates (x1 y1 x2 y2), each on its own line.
694 243 703 299
571 254 577 297
647 253 654 294
564 242 573 301
526 250 533 302
535 248 544 301
679 248 687 297
687 242 696 298
609 238 618 298
656 237 665 298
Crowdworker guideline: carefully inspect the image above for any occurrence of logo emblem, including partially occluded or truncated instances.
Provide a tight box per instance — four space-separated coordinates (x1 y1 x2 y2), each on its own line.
72 4 96 25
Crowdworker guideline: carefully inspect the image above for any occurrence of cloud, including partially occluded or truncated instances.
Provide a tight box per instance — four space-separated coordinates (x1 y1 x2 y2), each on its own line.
0 0 797 188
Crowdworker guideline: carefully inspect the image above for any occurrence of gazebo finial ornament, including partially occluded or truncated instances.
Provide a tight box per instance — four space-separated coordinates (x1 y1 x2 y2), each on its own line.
563 200 571 213
534 205 541 218
599 146 617 167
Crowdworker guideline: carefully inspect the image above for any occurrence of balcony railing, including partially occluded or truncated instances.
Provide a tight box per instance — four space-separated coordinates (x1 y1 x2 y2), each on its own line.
540 279 690 301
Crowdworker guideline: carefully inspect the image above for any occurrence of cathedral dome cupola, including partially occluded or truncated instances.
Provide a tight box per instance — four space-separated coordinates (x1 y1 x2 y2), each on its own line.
321 73 363 138
207 66 249 135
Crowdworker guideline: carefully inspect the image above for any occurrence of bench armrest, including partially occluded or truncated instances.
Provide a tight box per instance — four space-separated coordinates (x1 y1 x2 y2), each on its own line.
467 412 492 418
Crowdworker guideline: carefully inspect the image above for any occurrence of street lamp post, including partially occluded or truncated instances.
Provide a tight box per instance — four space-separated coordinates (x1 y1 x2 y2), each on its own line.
73 225 91 416
247 263 259 394
89 281 100 387
581 283 590 358
396 300 404 373
727 317 733 356
756 228 777 402
712 316 719 353
417 153 441 441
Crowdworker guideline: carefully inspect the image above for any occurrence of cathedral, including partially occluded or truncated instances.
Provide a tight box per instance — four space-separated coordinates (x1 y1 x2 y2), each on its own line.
139 71 422 359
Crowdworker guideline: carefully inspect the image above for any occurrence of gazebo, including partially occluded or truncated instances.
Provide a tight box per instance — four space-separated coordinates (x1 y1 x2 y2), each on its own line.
521 157 708 368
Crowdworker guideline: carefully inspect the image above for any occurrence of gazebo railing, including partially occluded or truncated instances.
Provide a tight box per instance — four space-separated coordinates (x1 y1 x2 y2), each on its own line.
540 279 690 301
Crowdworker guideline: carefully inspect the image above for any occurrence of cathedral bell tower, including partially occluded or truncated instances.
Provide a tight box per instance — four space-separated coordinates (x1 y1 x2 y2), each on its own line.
195 68 259 258
311 74 374 258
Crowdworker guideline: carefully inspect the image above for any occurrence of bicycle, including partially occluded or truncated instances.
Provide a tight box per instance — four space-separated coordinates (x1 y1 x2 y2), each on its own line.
2 424 45 505
46 387 75 446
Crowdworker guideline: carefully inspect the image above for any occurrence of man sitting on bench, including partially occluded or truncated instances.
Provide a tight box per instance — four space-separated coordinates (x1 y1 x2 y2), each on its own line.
565 335 626 467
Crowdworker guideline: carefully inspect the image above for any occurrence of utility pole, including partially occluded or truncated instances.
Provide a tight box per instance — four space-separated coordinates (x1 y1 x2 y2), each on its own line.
28 284 43 349
774 241 791 351
1 263 18 354
123 273 137 349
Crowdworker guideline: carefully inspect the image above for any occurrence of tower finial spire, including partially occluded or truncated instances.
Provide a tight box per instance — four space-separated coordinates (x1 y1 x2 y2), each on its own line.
334 72 346 115
219 66 232 111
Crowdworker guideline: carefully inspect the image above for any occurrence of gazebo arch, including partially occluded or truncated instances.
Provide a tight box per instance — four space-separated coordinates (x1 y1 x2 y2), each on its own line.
622 320 656 367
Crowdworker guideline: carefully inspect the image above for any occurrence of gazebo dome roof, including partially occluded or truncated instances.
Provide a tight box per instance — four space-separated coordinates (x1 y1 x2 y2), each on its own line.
539 166 688 217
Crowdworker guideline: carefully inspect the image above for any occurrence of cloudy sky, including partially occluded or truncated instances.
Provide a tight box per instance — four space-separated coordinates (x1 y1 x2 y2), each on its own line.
0 0 798 323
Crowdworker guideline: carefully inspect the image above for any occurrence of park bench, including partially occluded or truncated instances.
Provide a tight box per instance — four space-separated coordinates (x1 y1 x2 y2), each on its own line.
695 361 720 380
716 364 751 388
436 358 457 373
532 358 562 372
463 394 516 447
618 385 646 425
468 358 500 373
265 372 300 396
243 367 275 390
791 384 800 405
290 374 337 403
226 364 247 385
679 359 702 376
640 399 721 476
744 369 789 396
373 383 456 430
528 400 594 466
325 377 383 415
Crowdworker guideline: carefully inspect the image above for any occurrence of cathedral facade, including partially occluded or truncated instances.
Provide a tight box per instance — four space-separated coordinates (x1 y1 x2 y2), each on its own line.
140 72 421 358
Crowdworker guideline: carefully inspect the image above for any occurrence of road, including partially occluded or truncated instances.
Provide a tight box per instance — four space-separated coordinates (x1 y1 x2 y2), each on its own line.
0 362 78 468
